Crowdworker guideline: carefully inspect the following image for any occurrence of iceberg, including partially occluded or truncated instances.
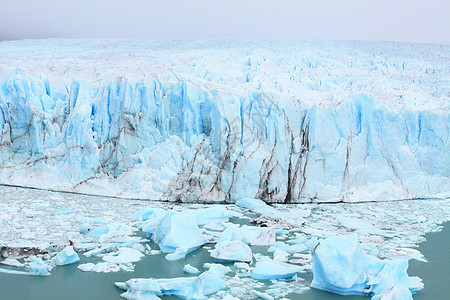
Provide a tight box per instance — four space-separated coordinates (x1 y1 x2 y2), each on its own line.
165 247 189 261
0 39 447 204
217 225 276 246
183 264 200 274
251 259 299 280
27 257 52 276
211 240 253 263
54 246 80 266
143 212 206 253
78 262 133 273
102 247 144 264
192 206 229 225
311 234 423 299
116 264 230 299
129 207 166 221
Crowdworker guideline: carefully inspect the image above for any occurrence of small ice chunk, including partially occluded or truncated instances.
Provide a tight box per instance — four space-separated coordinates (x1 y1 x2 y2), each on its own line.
273 249 289 262
54 246 80 266
204 263 231 277
287 244 308 254
268 242 288 253
193 206 229 225
0 258 24 267
103 247 144 264
78 262 132 273
287 234 307 244
183 264 200 274
84 244 117 257
251 259 299 280
217 225 276 246
234 262 251 270
211 240 253 263
28 257 52 276
83 225 110 239
165 247 189 261
0 268 35 275
117 265 229 299
252 290 274 300
203 222 226 231
129 207 166 221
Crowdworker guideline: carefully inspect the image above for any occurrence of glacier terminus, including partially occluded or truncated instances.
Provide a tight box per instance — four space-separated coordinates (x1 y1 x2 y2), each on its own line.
0 39 448 203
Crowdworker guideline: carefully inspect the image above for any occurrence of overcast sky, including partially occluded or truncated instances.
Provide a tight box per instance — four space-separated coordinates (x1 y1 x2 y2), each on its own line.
1 0 449 44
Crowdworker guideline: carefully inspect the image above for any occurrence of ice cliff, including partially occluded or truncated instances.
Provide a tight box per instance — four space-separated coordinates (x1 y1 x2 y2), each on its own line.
0 39 448 203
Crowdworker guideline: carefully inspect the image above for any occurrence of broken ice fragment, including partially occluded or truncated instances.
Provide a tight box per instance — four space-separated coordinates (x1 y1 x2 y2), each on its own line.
211 240 253 263
143 212 206 253
129 207 166 221
117 265 230 299
28 257 52 276
103 247 144 264
54 246 80 266
311 234 423 299
251 259 299 280
183 264 200 274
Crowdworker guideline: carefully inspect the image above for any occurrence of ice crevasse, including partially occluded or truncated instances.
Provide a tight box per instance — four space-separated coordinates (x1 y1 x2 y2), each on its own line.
0 39 448 203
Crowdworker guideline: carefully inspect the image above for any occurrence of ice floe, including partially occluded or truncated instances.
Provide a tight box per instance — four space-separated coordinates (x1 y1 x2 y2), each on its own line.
311 234 423 299
211 240 253 263
54 246 80 266
251 258 299 280
143 212 206 253
0 185 449 298
116 263 230 299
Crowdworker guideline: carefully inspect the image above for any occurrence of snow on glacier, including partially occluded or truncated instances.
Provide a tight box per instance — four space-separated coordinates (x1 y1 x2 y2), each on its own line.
0 39 448 203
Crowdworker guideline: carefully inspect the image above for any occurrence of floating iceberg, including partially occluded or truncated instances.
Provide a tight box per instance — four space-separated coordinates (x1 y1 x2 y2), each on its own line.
116 264 230 299
143 212 206 253
78 262 133 273
217 225 276 246
311 234 423 299
129 207 166 221
183 264 200 274
54 246 80 266
211 240 253 263
192 206 229 225
27 257 52 276
102 247 144 264
165 247 189 261
251 259 299 280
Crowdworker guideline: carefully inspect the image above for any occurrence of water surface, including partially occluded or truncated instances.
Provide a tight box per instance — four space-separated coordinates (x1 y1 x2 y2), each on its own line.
0 222 448 299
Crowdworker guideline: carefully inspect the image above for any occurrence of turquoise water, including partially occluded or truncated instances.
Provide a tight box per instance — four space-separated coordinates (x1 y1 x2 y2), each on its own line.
286 222 450 299
0 223 448 300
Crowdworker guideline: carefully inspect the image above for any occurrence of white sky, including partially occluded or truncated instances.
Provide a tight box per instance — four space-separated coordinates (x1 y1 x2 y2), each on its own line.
1 0 449 44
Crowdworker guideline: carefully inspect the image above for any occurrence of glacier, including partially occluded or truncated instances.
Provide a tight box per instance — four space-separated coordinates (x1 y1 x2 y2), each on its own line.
0 39 448 203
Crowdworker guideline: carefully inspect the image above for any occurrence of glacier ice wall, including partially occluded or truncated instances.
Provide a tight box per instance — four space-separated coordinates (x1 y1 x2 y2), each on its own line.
0 39 448 202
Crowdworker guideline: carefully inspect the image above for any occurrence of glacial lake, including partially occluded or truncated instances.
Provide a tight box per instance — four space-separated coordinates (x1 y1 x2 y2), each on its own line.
0 220 448 300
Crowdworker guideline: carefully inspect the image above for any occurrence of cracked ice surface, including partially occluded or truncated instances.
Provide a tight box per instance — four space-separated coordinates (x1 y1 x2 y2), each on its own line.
0 186 449 299
0 39 449 203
